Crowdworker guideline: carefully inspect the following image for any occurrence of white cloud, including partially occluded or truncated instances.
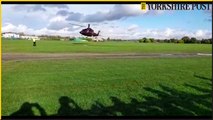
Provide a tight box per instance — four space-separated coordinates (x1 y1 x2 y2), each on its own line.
3 4 168 31
127 24 139 31
2 23 79 37
47 16 68 30
194 30 211 39
47 16 83 31
164 28 174 37
13 5 46 12
62 4 154 22
2 4 211 40
12 5 69 12
2 23 32 33
2 23 211 40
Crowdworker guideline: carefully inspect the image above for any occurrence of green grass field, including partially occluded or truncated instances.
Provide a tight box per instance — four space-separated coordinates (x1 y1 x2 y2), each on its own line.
2 57 212 116
2 39 212 53
2 39 212 116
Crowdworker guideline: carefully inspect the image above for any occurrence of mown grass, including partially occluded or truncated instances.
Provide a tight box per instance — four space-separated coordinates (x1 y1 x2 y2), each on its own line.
2 57 212 116
2 39 212 53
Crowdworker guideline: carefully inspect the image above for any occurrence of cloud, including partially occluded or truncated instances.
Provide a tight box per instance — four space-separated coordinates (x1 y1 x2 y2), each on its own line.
145 28 211 39
2 23 80 37
2 23 212 40
2 23 34 33
56 4 150 22
43 4 69 9
12 4 69 12
66 12 83 21
3 4 211 40
164 28 174 37
57 4 166 23
90 23 212 40
56 10 69 16
127 24 139 31
47 16 68 30
47 16 82 31
204 4 212 22
194 30 212 39
13 5 46 12
81 5 144 22
11 4 164 24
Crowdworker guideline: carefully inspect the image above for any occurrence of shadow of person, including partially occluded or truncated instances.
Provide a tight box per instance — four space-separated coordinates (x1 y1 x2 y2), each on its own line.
10 102 46 116
57 96 83 116
109 96 128 116
194 73 212 81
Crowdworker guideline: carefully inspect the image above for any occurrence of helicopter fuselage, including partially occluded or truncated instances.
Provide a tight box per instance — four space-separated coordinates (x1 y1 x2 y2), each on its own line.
80 29 99 37
79 24 100 37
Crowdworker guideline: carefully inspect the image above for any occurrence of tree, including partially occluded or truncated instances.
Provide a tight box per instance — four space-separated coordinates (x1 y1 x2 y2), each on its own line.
170 38 178 43
107 37 110 41
144 39 151 43
201 39 211 44
69 37 75 41
181 36 190 43
177 40 184 43
142 37 147 42
196 40 201 44
190 37 197 43
164 39 168 43
139 39 143 43
167 40 171 43
154 39 162 43
149 38 155 43
208 39 212 44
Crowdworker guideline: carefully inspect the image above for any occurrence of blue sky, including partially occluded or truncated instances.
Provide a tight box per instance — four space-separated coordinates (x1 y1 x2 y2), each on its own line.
126 10 210 30
2 4 212 39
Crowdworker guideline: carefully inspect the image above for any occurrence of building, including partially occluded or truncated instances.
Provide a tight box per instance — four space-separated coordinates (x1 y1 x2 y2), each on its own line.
2 32 20 39
21 35 40 41
2 32 40 41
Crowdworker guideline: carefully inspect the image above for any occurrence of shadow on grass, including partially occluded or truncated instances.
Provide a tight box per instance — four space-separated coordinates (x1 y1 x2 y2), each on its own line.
10 102 47 116
194 73 212 81
10 75 212 116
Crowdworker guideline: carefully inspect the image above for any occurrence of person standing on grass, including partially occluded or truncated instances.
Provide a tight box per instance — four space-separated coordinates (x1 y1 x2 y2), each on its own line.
33 38 36 46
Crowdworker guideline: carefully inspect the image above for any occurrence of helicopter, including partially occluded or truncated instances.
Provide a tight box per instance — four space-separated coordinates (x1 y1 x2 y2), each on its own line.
69 23 100 37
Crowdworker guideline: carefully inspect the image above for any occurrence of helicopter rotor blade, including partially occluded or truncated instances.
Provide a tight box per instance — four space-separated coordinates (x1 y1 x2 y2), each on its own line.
69 23 86 27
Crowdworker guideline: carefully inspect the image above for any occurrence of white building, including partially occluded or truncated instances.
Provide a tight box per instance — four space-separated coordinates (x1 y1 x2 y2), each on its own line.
21 35 40 41
2 32 40 41
2 32 20 39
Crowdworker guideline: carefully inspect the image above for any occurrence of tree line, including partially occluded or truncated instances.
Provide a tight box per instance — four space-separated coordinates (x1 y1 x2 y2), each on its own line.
11 35 211 44
138 36 212 44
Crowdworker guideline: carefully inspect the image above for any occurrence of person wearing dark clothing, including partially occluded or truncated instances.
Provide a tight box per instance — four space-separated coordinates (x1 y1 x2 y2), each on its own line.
33 39 36 46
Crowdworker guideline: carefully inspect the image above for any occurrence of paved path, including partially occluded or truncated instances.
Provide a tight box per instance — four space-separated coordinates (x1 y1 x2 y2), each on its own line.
2 53 211 61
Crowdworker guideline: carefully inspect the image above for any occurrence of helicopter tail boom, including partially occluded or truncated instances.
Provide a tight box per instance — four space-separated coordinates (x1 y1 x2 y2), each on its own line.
97 31 100 36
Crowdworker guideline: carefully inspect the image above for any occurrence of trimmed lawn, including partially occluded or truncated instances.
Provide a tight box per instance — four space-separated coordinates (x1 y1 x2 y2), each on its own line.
2 39 212 53
2 57 212 116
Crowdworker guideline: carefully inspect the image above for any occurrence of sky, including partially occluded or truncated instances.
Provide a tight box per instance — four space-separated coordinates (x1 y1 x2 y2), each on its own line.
2 4 212 40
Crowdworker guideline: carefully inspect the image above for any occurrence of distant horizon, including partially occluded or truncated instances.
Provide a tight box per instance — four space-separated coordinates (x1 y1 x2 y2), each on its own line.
2 31 212 40
2 4 212 40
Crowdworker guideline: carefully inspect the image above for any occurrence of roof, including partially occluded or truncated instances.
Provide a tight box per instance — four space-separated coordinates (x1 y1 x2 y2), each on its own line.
2 32 21 35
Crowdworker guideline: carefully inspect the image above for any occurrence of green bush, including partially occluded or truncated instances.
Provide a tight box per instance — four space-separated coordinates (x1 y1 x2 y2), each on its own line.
144 39 151 43
177 40 184 43
138 39 143 43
